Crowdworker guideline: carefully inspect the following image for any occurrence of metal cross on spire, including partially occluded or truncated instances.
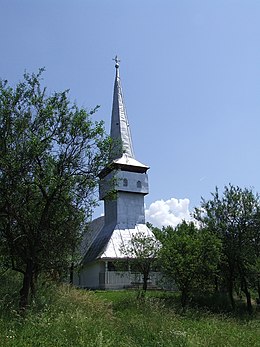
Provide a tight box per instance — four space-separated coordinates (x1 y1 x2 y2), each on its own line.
113 55 120 68
110 54 135 159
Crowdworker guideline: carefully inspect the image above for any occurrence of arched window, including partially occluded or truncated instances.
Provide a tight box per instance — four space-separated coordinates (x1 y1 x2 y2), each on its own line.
137 180 142 188
123 178 128 187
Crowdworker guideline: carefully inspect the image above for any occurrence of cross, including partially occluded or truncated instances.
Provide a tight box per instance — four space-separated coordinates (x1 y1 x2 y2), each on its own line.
113 55 120 68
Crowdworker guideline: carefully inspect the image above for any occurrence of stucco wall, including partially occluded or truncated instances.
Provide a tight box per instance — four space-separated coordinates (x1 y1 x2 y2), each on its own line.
74 262 103 289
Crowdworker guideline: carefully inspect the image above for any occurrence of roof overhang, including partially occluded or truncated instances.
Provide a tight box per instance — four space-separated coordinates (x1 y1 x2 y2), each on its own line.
99 155 149 178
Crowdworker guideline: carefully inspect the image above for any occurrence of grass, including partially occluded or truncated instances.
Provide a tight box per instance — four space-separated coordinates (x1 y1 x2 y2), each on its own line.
0 283 125 347
96 290 260 347
0 274 260 346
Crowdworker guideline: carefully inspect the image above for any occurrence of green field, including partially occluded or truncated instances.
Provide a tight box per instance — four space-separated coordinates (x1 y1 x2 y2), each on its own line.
0 283 259 347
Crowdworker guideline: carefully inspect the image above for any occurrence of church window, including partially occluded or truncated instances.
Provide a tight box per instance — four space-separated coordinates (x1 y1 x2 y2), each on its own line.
123 178 128 187
137 180 142 188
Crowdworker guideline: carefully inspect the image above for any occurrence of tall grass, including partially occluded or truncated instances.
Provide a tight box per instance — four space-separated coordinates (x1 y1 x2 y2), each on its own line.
96 290 260 347
0 272 259 346
0 272 126 347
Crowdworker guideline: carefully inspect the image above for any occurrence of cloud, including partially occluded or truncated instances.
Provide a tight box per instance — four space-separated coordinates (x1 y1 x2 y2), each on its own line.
145 197 192 228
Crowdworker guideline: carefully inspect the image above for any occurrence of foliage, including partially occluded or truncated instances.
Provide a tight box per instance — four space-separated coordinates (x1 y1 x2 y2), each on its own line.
0 277 122 347
120 230 160 293
1 280 259 347
157 221 222 308
0 69 110 310
194 184 260 313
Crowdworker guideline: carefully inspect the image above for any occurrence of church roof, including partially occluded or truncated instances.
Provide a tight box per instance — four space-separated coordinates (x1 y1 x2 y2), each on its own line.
99 56 149 177
99 153 149 178
82 217 154 263
80 216 105 258
100 223 154 259
113 154 149 169
110 56 135 160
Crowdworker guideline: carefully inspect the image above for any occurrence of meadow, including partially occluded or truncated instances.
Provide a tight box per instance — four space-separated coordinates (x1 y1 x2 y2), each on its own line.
0 275 259 347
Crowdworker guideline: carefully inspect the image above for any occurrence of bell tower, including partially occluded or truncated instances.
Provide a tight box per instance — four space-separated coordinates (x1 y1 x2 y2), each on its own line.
99 57 149 229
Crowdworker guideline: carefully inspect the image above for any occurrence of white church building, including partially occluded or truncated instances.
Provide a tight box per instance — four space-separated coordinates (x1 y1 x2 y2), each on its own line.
74 58 160 289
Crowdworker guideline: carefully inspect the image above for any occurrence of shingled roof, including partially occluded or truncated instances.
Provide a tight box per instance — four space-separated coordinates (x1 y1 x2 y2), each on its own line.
82 218 154 264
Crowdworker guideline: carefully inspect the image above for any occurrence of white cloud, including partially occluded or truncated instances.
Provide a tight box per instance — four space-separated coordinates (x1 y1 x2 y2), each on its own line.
145 197 192 229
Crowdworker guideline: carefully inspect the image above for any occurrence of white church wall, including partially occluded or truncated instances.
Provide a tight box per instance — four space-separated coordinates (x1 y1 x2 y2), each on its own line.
74 262 103 289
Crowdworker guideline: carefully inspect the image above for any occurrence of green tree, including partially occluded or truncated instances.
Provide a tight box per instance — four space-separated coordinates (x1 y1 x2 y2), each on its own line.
0 69 110 310
120 230 160 293
157 221 221 308
195 185 260 313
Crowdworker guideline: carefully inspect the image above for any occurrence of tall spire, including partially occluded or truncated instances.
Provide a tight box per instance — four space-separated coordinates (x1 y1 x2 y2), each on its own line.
110 56 135 160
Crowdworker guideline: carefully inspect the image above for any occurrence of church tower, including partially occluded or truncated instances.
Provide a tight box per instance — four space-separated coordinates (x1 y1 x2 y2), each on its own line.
79 58 154 289
99 56 149 228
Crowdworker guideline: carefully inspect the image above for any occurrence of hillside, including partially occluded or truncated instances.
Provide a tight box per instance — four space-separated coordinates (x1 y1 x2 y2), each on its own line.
0 279 259 347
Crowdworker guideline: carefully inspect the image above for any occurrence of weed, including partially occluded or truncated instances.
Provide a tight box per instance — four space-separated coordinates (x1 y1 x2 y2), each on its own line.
0 279 259 347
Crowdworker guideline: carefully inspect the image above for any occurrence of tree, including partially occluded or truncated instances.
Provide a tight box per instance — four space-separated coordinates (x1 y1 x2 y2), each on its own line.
120 230 160 293
252 213 260 302
157 221 221 308
195 184 260 313
0 69 110 310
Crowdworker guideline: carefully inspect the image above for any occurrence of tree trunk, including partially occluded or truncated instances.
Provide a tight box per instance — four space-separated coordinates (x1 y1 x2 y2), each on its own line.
180 284 190 310
214 275 219 292
19 259 33 311
257 279 260 303
228 280 235 310
30 275 36 299
181 288 188 308
69 262 74 284
142 272 148 292
241 277 252 314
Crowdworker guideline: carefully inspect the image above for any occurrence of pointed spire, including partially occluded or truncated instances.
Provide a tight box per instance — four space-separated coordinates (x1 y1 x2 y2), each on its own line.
110 56 135 160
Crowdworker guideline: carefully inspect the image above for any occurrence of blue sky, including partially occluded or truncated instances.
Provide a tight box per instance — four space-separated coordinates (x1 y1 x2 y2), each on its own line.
1 1 260 226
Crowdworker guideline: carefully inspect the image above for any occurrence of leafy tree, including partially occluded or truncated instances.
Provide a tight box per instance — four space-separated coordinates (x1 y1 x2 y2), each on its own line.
120 230 160 293
195 185 260 313
0 69 110 310
157 221 221 308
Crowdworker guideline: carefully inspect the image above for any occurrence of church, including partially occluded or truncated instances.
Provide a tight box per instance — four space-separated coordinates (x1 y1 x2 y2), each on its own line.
74 58 160 289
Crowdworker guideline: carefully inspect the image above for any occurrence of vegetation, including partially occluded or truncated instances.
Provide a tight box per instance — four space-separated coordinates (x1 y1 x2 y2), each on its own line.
195 184 260 313
0 69 259 345
120 230 160 292
0 70 110 310
143 185 260 314
0 275 259 347
156 221 222 308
